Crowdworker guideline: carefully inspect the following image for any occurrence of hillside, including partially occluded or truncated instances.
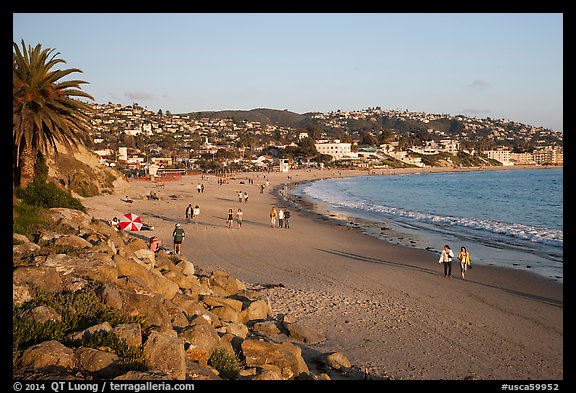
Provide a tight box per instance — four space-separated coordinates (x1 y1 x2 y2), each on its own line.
46 142 128 198
182 108 319 129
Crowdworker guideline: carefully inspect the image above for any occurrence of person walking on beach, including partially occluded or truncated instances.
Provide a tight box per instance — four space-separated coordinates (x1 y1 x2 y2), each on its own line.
193 205 200 225
185 204 193 224
438 244 454 277
238 191 243 203
284 208 291 228
172 224 185 255
197 183 202 193
270 207 277 228
236 208 243 229
227 208 234 229
244 191 248 203
278 208 285 229
458 246 471 279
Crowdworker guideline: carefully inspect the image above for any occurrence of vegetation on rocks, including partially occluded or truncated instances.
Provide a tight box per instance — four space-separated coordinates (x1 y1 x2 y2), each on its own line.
12 207 371 380
208 348 245 379
13 283 146 365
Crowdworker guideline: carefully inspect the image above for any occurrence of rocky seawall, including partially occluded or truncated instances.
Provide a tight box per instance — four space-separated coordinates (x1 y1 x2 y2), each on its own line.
13 208 370 381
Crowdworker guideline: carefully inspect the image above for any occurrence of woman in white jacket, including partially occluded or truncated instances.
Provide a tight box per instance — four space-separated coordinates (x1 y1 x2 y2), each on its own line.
438 244 454 278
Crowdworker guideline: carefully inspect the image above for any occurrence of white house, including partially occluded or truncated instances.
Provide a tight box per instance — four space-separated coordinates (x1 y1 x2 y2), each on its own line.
314 141 353 160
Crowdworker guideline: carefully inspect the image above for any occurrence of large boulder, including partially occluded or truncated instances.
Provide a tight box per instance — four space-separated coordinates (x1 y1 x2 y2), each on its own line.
241 299 271 323
208 271 246 295
114 254 179 300
13 266 64 293
13 282 33 307
119 291 173 331
179 319 221 365
51 235 93 250
284 322 326 344
143 331 186 380
36 252 118 283
13 242 41 255
241 338 310 379
201 295 243 313
47 208 93 233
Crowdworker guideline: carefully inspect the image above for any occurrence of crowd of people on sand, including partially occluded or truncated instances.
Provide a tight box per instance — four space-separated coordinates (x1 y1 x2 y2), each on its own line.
439 244 472 279
110 176 476 280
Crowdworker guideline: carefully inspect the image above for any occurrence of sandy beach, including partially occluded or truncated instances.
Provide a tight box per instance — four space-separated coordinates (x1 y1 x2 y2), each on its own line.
82 166 563 380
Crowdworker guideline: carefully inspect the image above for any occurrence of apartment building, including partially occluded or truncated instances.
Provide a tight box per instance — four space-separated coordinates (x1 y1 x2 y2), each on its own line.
314 141 353 160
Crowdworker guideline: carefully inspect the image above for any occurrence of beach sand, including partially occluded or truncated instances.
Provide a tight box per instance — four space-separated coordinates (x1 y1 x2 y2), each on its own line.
82 166 563 380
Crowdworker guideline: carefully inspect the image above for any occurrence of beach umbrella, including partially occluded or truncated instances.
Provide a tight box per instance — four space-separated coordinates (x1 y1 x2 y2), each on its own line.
119 212 143 231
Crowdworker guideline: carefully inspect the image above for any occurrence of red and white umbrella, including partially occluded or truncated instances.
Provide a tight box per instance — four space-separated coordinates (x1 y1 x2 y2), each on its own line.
119 213 143 231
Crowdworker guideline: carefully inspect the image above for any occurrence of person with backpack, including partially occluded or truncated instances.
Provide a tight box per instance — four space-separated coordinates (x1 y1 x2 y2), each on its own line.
172 223 185 255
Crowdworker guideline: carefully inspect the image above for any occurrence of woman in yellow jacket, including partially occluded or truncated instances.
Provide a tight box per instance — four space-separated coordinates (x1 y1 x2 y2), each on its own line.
458 247 471 279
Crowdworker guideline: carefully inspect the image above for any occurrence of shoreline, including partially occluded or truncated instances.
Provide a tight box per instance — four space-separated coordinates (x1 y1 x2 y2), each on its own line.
81 165 563 380
281 166 563 284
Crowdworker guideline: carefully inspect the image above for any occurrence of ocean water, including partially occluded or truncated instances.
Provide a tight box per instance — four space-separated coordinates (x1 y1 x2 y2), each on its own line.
293 168 563 282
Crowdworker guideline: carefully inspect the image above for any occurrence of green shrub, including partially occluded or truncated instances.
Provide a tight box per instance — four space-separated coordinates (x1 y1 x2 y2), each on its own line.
13 284 146 351
13 202 50 238
15 181 86 212
208 348 244 379
67 330 148 371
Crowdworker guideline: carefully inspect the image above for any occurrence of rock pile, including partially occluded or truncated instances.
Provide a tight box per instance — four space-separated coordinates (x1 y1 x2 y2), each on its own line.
13 208 365 381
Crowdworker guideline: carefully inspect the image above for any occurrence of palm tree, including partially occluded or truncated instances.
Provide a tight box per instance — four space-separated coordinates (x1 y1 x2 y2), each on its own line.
13 39 95 187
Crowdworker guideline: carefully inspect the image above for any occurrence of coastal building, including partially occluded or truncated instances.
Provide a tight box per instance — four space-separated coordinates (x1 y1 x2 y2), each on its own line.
483 149 514 165
533 146 563 165
314 141 353 160
510 152 536 165
273 158 290 172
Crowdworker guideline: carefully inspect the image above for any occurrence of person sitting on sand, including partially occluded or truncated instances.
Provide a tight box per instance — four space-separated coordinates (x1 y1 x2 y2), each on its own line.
121 196 133 203
111 217 120 231
149 236 161 253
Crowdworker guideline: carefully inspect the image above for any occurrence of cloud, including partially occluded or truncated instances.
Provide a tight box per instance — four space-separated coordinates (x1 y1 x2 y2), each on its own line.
125 91 155 100
468 80 490 88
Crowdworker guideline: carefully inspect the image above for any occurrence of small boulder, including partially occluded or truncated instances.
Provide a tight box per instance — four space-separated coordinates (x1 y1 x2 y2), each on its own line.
21 305 62 324
21 340 75 371
113 323 142 347
285 322 326 344
75 347 122 378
